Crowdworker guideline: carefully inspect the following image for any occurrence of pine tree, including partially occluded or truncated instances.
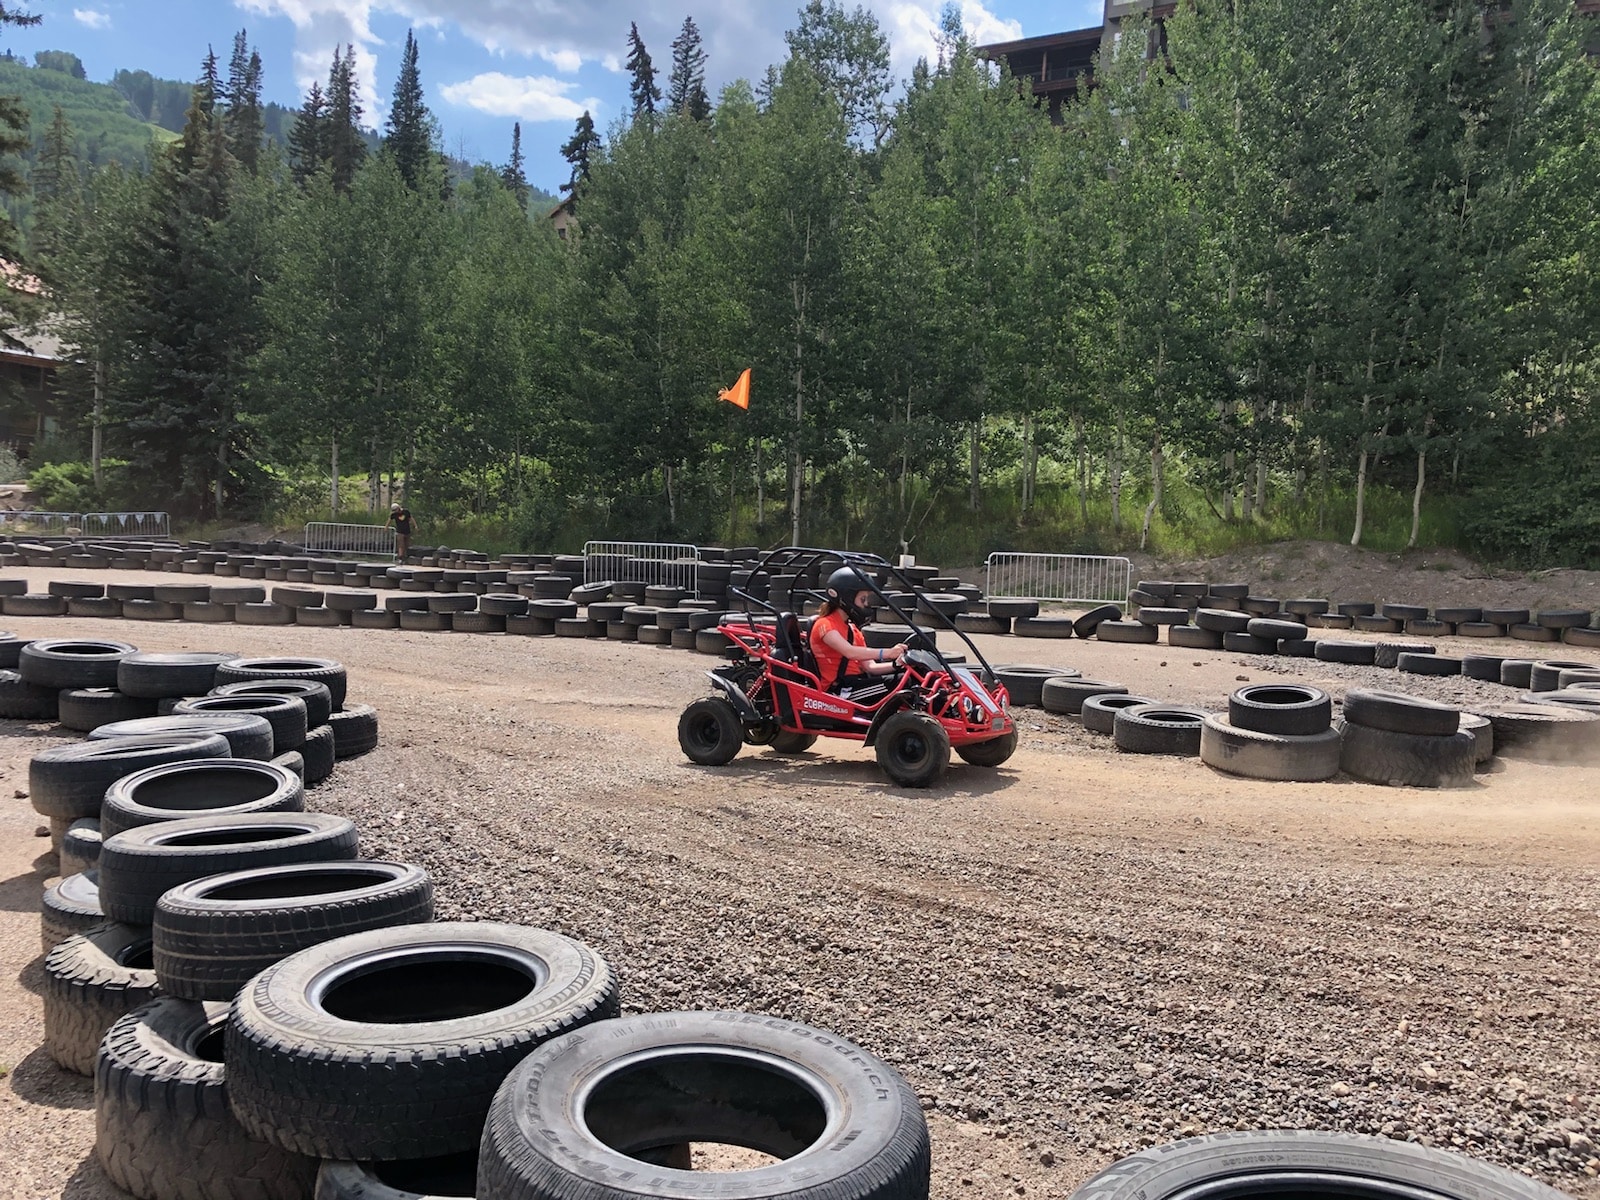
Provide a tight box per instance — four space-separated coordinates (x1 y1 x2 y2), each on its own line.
499 122 528 209
559 110 599 196
384 29 432 191
625 23 660 119
324 45 366 193
30 105 79 273
223 31 264 174
0 1 47 302
667 17 710 119
288 81 326 187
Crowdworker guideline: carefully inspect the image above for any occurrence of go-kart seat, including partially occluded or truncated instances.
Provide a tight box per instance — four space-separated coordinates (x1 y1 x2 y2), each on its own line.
773 612 820 681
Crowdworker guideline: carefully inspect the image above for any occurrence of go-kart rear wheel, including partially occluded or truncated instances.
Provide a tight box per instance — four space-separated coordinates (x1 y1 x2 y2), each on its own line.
876 712 950 788
678 697 744 766
955 727 1017 768
770 731 818 754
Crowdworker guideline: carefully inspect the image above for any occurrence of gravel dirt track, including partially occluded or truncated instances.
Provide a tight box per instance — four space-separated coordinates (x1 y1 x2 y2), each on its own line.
1 570 1598 1199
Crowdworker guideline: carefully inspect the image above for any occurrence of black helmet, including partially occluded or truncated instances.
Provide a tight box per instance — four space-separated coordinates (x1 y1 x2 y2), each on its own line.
825 565 878 624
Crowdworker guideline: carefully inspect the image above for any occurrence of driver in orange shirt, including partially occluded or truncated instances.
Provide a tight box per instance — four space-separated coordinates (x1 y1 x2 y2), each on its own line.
809 565 907 704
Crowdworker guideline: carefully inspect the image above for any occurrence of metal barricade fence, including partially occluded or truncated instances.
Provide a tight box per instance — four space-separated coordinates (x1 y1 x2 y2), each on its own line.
82 512 171 538
304 522 397 558
984 552 1133 606
0 510 80 537
583 541 700 595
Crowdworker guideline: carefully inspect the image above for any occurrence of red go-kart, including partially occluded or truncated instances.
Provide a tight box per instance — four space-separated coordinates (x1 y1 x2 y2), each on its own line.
676 548 1016 787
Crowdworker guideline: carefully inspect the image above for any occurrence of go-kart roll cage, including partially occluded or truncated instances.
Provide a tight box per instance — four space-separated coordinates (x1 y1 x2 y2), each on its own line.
725 546 1001 682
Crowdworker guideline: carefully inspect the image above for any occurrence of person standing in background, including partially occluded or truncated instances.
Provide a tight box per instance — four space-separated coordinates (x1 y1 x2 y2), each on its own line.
386 502 415 562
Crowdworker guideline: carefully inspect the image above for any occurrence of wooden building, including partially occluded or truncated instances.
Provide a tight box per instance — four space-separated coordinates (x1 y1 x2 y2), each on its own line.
0 327 61 459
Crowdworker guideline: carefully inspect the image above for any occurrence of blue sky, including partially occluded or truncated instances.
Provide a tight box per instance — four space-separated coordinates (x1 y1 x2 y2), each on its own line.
4 0 1104 193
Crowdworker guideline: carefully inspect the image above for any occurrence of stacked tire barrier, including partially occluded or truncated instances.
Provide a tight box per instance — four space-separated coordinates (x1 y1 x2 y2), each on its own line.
1201 685 1343 781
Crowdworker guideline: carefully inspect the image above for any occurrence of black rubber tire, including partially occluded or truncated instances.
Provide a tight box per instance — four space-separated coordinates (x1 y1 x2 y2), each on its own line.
1135 606 1189 626
875 711 950 787
57 688 159 732
1353 615 1402 634
4 592 66 616
1435 606 1482 624
97 811 358 927
1509 623 1558 643
226 922 620 1160
1405 618 1452 638
271 750 305 780
679 697 744 765
1461 654 1506 682
175 694 309 753
1336 602 1376 617
327 703 379 759
1167 624 1223 650
1455 622 1505 638
101 759 305 839
1069 1130 1565 1200
323 589 378 612
1012 615 1077 638
303 723 337 784
479 1010 931 1200
315 1156 481 1200
1500 659 1536 689
769 731 818 754
1194 608 1250 633
1481 702 1600 760
1460 712 1495 764
1381 603 1429 622
96 996 320 1200
1563 627 1600 648
1523 689 1600 714
1557 668 1600 689
1537 608 1592 630
1199 715 1343 781
1228 684 1332 736
1340 722 1477 788
43 921 159 1076
994 664 1079 708
1097 620 1159 644
0 667 62 719
61 817 103 876
116 651 234 699
1245 617 1307 642
30 733 233 820
953 613 1009 635
214 657 347 709
19 638 137 690
41 869 106 954
1530 659 1596 692
986 598 1039 619
1315 640 1377 666
1112 705 1205 755
400 610 452 632
1399 652 1462 676
1041 677 1127 716
212 679 333 728
90 713 275 761
1081 694 1156 735
1072 604 1121 639
455 611 507 634
954 727 1017 767
1374 641 1435 670
1222 632 1276 655
1343 688 1460 737
154 860 433 1001
1484 607 1531 625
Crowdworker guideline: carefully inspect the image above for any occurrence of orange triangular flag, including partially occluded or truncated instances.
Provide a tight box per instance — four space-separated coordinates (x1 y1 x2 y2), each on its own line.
718 368 751 410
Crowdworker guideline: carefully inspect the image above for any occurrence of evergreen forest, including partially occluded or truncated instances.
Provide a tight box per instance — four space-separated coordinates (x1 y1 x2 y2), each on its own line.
5 0 1600 568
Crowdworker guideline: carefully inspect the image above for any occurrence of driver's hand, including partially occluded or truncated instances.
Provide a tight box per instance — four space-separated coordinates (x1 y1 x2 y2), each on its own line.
890 643 908 660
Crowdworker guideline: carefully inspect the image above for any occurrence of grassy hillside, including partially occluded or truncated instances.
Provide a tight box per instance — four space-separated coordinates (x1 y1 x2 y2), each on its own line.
0 58 177 171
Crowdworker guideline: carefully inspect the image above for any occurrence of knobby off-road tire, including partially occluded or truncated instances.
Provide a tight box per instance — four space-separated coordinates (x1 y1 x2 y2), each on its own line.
101 759 305 839
478 1010 932 1200
679 697 744 766
1081 694 1157 736
328 703 379 759
226 922 620 1160
43 921 159 1076
1200 715 1342 782
876 711 950 787
769 730 818 754
41 869 105 953
153 860 431 1001
1342 689 1460 738
91 713 275 761
1339 723 1476 788
1068 1130 1568 1200
315 1156 481 1200
30 733 233 820
1113 706 1207 756
98 811 358 928
954 727 1017 767
1228 684 1332 736
97 997 320 1200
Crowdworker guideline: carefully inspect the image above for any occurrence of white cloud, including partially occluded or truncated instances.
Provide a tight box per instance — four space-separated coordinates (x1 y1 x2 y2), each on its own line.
72 8 111 29
538 47 583 74
439 71 599 122
882 1 1023 74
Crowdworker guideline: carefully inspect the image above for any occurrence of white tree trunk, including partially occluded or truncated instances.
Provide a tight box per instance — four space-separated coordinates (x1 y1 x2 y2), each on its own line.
1407 449 1426 549
330 437 339 516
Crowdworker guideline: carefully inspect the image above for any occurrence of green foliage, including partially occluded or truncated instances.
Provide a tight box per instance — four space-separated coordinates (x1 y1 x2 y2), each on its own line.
27 459 131 509
0 441 21 482
0 59 176 175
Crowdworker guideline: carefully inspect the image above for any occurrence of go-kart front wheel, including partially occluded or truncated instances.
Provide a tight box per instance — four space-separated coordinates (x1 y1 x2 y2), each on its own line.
955 727 1018 768
678 697 744 765
876 711 950 788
